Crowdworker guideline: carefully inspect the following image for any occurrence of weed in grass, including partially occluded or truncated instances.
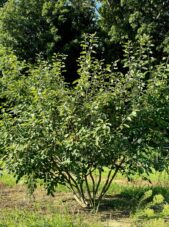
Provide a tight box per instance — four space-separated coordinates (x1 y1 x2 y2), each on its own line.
0 172 16 187
134 218 169 227
131 188 169 227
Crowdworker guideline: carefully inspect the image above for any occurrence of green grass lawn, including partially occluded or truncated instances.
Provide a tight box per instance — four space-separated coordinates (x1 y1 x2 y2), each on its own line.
1 171 169 227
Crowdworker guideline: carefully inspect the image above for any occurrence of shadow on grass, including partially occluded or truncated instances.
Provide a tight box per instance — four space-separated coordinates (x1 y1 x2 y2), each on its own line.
98 185 169 220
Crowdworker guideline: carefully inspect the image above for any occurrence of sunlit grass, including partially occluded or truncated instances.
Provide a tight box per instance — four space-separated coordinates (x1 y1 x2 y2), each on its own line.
0 172 16 187
0 170 169 226
0 209 101 227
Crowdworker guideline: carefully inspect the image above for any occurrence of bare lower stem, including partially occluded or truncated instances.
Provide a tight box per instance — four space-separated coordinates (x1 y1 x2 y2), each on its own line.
95 169 102 196
90 170 98 208
65 171 87 206
63 157 124 211
85 175 93 207
98 157 125 202
79 180 88 206
74 194 88 208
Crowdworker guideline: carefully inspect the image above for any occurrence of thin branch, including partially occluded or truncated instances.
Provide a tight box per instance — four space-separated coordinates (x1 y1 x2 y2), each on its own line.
65 172 82 198
65 171 89 207
94 168 102 196
98 157 125 201
98 168 113 201
89 171 96 205
63 172 76 188
102 157 125 196
79 180 87 206
106 0 112 8
85 175 93 207
66 171 79 189
74 194 88 208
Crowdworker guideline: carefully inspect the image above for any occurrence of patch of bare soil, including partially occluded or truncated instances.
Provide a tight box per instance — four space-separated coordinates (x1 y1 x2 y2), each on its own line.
0 182 7 189
102 218 131 227
0 184 71 211
0 182 133 226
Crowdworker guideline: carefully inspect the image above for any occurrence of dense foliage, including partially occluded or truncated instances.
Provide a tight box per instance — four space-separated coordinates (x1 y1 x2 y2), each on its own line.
0 35 169 210
0 0 97 81
99 0 169 57
0 0 169 212
1 0 169 81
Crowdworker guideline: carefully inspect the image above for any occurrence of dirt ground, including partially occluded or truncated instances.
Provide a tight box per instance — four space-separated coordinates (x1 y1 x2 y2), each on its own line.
0 182 133 227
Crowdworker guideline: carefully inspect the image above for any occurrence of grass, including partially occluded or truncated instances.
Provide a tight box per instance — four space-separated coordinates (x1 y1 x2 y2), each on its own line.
0 209 101 227
1 171 169 226
0 172 16 187
0 174 103 226
134 219 169 227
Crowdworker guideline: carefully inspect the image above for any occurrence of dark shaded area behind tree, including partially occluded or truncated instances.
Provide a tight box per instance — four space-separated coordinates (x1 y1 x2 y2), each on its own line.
0 0 169 82
0 0 97 82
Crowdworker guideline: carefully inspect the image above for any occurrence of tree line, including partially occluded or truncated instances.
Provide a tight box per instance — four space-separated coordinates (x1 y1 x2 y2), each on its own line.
0 0 169 81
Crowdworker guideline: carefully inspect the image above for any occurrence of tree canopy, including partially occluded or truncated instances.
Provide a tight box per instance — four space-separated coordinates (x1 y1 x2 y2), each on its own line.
1 0 169 78
0 0 97 81
99 0 169 61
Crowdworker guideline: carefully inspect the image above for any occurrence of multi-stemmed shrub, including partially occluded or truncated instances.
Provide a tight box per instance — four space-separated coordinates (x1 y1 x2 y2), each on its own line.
0 35 169 211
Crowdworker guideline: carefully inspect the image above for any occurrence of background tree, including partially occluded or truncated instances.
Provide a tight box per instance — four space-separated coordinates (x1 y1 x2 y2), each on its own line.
0 0 97 82
99 0 169 62
0 0 6 7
